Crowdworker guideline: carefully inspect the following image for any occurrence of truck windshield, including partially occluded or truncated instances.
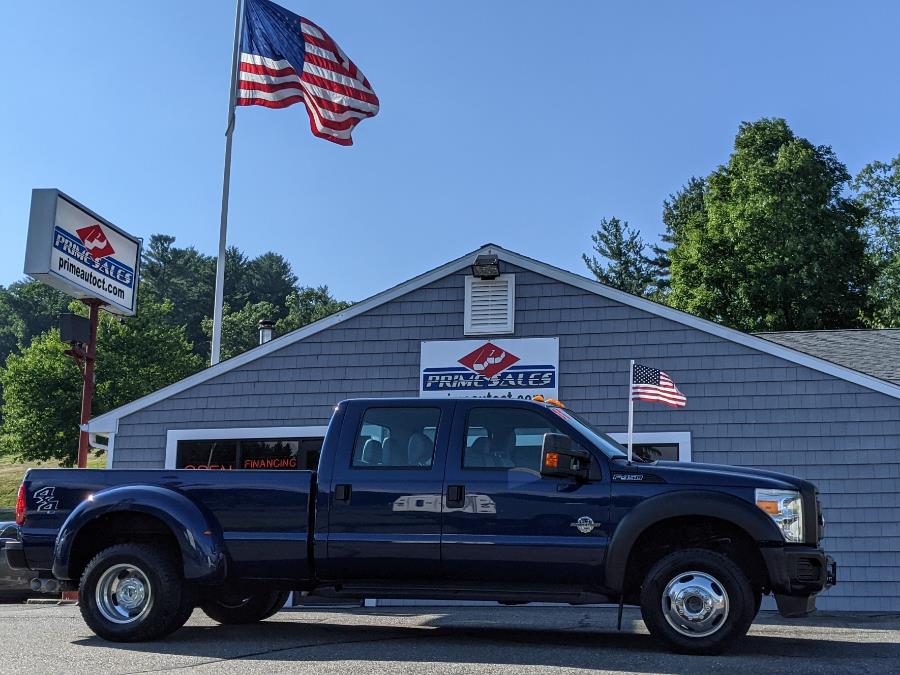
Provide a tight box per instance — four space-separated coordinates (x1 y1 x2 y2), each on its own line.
549 408 628 460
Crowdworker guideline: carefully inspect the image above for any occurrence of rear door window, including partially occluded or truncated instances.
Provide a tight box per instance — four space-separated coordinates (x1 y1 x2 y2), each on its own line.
352 407 441 469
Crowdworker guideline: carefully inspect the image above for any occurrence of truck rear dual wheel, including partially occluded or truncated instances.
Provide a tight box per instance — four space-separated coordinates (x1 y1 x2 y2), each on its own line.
200 590 290 625
79 543 196 642
639 548 756 655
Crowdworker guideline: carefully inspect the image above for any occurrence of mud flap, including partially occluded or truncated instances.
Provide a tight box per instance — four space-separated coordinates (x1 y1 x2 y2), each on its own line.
775 593 817 618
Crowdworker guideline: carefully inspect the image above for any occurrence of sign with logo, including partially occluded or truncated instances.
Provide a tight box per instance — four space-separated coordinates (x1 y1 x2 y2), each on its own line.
24 189 140 315
420 338 559 399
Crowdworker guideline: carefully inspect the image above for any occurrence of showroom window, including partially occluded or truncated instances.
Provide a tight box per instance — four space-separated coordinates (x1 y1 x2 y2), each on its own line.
175 437 323 470
607 432 692 462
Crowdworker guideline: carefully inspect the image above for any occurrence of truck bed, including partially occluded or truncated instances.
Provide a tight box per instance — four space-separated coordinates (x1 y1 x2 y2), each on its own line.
21 469 315 583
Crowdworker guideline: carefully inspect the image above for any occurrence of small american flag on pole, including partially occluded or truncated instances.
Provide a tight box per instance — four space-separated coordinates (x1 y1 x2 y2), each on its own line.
631 363 687 408
238 0 379 145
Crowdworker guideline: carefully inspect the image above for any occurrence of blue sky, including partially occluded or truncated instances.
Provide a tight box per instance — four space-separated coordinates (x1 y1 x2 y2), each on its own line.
2 1 898 302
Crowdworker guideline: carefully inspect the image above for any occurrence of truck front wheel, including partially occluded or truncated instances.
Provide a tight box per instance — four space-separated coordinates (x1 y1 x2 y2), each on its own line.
200 590 289 624
79 543 194 642
639 548 755 655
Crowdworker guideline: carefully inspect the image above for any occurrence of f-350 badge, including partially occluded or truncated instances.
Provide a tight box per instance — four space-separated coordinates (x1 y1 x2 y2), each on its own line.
571 516 597 534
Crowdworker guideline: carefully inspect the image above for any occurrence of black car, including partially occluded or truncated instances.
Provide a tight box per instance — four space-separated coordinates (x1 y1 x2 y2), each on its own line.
0 522 35 602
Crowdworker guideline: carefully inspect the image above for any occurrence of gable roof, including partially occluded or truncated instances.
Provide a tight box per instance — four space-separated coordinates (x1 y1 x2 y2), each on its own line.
87 243 900 433
757 329 900 385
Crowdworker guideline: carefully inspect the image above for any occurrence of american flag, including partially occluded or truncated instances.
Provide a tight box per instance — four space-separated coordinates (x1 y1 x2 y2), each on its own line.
631 363 687 408
237 0 379 145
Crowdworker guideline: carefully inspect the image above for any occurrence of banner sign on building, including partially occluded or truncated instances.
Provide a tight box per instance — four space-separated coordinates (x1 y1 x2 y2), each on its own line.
24 189 141 315
420 338 559 399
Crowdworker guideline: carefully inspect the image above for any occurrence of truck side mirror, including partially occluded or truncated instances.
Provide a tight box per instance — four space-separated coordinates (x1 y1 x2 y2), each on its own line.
540 433 590 481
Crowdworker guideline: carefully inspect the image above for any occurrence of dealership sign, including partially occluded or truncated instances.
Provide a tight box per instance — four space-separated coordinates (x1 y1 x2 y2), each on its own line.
420 338 559 399
24 189 140 315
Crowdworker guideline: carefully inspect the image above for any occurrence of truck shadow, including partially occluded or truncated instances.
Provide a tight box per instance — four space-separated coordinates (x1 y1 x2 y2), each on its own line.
71 611 899 673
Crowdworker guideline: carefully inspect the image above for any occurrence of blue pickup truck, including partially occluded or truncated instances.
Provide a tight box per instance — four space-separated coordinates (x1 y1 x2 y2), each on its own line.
2 397 835 654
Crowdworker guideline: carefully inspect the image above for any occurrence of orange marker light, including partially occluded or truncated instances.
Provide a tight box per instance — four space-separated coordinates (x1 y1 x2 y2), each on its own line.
545 452 559 469
757 500 780 515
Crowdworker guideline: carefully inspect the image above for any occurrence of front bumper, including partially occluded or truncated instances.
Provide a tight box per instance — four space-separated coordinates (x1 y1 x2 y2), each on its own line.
761 545 836 617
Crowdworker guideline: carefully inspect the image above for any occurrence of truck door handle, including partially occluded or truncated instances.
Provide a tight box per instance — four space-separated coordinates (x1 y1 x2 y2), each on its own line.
334 484 352 503
446 484 465 508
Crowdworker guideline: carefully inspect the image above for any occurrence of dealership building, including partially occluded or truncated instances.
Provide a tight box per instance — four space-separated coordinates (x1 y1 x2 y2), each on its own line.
87 244 900 612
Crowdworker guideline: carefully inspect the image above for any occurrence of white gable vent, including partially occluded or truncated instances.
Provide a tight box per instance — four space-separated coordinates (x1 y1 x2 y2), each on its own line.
464 274 515 335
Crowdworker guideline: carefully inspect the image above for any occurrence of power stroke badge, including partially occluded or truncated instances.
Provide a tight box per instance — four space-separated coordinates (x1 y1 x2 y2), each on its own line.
570 516 597 534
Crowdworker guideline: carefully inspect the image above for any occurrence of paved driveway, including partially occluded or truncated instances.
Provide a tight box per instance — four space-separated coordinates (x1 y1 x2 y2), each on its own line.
0 603 896 674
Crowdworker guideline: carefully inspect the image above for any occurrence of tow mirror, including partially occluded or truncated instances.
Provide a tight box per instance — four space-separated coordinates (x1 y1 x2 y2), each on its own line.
540 433 590 481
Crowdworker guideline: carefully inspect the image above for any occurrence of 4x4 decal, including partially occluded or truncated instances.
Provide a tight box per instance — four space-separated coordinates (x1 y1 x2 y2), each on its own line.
33 486 59 513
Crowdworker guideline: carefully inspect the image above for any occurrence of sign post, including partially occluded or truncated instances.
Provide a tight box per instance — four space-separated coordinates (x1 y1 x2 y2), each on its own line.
67 300 101 468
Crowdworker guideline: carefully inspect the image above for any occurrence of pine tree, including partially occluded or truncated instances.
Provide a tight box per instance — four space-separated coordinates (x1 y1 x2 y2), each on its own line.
583 217 655 297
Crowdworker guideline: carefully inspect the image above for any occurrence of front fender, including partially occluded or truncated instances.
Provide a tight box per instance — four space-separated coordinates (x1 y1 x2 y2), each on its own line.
604 489 783 593
52 484 227 582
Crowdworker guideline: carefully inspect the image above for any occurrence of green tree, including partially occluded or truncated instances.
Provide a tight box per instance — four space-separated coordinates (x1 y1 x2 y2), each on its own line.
668 118 871 331
853 155 900 327
0 280 71 349
141 234 216 355
200 300 280 361
583 217 655 296
650 177 708 299
200 287 351 362
94 300 204 411
0 289 23 374
0 280 73 427
278 287 351 333
246 252 298 319
0 299 203 465
0 330 81 464
141 236 302 356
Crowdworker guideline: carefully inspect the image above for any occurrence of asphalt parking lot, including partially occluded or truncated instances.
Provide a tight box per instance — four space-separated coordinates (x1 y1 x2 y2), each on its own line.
0 603 896 674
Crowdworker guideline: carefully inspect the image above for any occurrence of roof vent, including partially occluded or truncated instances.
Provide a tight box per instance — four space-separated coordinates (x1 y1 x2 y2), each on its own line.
464 274 515 335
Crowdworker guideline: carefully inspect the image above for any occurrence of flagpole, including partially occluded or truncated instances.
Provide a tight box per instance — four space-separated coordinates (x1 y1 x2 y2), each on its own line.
211 0 244 366
627 359 634 463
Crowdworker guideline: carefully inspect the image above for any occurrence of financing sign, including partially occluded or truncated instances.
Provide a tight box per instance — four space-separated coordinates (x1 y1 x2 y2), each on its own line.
24 189 140 315
420 338 559 399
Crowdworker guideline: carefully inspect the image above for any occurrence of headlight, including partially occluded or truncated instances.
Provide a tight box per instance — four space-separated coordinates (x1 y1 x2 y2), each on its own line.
755 488 804 543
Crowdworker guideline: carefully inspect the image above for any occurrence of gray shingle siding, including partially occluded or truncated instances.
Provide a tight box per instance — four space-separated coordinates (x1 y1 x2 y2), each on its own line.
112 263 900 611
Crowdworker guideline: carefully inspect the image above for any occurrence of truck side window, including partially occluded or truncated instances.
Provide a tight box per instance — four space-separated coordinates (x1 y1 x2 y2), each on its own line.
352 407 441 469
463 408 575 472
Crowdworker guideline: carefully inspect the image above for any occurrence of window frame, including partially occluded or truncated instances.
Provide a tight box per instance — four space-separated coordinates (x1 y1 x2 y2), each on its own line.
350 406 443 471
165 426 328 469
607 431 692 462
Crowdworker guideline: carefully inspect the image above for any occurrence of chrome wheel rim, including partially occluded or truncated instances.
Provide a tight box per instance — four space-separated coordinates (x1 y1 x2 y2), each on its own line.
95 563 153 624
661 570 729 638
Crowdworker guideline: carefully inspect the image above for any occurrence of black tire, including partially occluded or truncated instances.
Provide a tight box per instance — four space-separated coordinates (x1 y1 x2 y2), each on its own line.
200 590 289 625
639 548 755 655
79 543 192 642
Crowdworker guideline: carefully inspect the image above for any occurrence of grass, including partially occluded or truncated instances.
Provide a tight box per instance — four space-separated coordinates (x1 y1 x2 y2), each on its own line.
0 453 106 511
